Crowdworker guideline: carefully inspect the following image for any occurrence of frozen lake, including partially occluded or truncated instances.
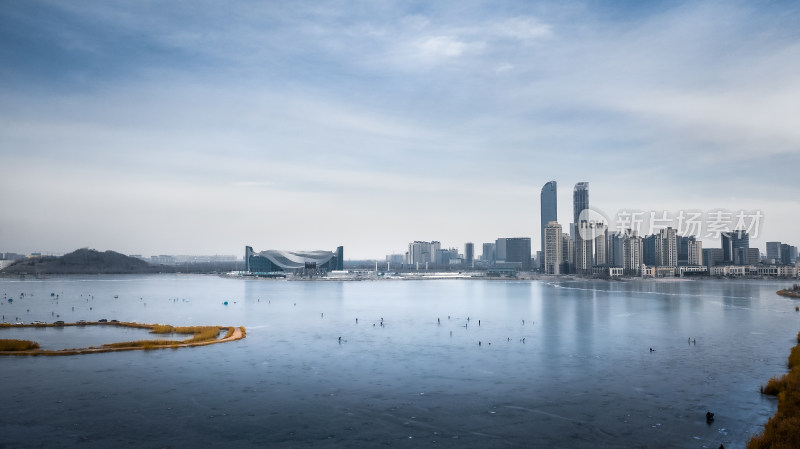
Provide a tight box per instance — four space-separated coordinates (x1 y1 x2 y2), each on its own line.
1 275 797 448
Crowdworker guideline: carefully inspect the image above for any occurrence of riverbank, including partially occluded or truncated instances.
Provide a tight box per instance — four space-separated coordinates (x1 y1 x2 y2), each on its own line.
748 331 800 448
0 321 246 356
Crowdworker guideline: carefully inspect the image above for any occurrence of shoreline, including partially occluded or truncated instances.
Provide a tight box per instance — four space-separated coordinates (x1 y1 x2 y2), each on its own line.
0 321 246 356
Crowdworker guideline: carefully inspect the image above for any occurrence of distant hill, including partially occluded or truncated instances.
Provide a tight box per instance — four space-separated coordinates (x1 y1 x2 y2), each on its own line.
1 248 163 274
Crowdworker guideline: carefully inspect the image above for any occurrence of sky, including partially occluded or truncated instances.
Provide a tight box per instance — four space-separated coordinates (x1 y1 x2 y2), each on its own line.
1 0 799 260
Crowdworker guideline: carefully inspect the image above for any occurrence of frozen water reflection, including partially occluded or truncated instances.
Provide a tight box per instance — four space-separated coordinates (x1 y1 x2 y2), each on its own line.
0 275 796 448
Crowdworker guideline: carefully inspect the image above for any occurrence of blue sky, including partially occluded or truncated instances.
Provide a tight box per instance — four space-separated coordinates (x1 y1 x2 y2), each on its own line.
1 0 799 259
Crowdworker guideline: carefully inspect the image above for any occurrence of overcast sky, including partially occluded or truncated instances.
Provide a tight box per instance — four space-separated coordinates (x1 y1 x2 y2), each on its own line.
1 0 799 259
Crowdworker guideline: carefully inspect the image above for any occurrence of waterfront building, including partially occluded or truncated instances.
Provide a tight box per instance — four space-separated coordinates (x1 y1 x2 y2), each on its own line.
593 223 607 266
766 242 782 263
408 241 441 265
703 248 724 270
643 235 657 267
575 221 594 274
622 233 643 276
654 227 677 267
465 243 474 267
540 181 557 265
561 234 575 274
781 244 798 265
573 182 590 227
544 221 562 274
496 238 507 262
607 232 625 268
482 242 496 263
504 237 532 270
245 246 343 273
688 237 703 266
746 248 760 265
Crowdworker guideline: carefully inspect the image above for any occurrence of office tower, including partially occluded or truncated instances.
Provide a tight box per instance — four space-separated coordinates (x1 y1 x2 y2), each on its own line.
435 248 458 265
573 182 590 226
496 238 507 262
766 242 782 262
482 242 496 263
335 246 344 270
561 234 574 274
746 248 760 265
622 233 643 275
544 221 562 274
575 222 594 273
593 223 607 266
729 229 750 264
464 243 474 266
781 244 797 265
607 232 625 267
655 227 678 267
408 241 440 265
505 237 532 270
643 235 657 266
687 237 703 266
721 233 733 263
703 248 724 270
677 236 690 265
540 181 557 264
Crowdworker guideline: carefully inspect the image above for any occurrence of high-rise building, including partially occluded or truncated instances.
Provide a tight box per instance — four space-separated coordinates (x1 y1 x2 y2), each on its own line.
561 234 574 273
482 242 496 263
721 233 734 263
504 237 532 270
496 238 507 262
408 241 441 265
655 227 678 267
464 243 474 267
643 235 657 266
730 229 750 264
622 233 643 275
746 248 760 265
607 232 625 267
703 248 724 270
594 223 607 266
575 221 594 274
540 181 557 263
687 237 703 266
573 182 589 227
544 221 562 274
766 242 782 263
780 244 797 265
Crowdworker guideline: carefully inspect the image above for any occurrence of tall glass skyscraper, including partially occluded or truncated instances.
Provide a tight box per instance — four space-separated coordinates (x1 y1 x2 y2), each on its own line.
573 182 590 226
540 181 557 258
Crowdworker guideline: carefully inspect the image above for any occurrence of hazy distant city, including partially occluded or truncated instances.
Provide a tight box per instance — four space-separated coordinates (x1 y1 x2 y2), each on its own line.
3 180 796 279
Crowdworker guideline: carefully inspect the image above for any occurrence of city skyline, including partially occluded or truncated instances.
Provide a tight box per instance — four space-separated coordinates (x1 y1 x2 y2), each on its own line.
2 1 799 259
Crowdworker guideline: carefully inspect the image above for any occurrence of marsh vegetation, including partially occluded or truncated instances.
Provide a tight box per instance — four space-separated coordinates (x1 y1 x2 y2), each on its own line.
0 321 244 355
748 331 800 448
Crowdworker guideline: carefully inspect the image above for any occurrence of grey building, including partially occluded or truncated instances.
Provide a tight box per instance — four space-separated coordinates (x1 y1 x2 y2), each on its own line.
504 237 532 270
245 246 343 273
643 235 657 267
573 182 590 227
544 221 562 275
540 181 557 264
464 243 474 267
655 227 678 267
495 238 507 262
766 242 782 262
482 242 496 263
703 248 724 270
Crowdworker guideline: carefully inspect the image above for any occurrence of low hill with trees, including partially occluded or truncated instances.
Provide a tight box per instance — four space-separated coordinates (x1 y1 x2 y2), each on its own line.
2 248 162 274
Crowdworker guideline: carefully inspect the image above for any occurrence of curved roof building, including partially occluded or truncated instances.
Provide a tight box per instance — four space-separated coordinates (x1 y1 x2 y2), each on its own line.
245 246 343 273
